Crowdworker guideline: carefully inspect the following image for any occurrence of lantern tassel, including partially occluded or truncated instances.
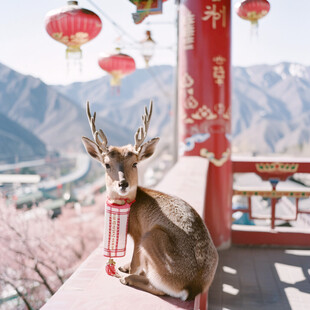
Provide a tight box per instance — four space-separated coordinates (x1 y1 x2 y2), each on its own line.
110 73 122 87
250 21 259 37
66 46 82 60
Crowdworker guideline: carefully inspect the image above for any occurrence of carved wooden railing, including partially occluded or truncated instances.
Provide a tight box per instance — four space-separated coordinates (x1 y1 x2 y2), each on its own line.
232 156 310 230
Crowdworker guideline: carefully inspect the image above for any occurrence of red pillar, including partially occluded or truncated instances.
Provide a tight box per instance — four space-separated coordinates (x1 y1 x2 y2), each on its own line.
178 0 232 248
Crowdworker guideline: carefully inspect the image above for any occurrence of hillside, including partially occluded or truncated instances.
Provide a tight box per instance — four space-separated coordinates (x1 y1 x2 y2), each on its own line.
0 63 129 158
232 63 310 154
1 61 310 163
55 65 175 141
57 62 310 155
0 113 46 163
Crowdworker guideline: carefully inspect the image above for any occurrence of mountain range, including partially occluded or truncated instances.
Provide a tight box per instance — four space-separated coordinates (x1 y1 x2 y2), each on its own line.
0 63 133 162
0 113 46 162
0 61 310 163
54 65 175 141
232 63 310 154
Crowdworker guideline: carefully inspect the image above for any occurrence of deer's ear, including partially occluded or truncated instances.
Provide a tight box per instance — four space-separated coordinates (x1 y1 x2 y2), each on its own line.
82 137 103 162
138 137 160 162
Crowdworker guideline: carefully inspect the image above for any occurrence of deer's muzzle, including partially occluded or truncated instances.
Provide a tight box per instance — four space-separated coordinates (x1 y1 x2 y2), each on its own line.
117 171 129 194
118 179 129 190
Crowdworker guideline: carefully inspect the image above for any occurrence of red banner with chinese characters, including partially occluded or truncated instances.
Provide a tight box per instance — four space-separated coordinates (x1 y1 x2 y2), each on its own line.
178 0 231 167
178 0 232 248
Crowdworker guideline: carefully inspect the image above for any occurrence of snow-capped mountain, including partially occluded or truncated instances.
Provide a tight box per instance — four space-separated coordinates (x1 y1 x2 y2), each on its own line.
57 61 310 155
1 61 310 163
0 63 130 159
232 62 310 154
54 65 175 141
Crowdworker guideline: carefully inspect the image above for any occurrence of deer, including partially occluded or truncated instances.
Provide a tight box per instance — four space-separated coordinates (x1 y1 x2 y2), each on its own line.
81 101 218 301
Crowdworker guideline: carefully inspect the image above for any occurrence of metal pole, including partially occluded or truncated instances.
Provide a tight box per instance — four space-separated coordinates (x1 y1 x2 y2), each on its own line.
172 1 180 164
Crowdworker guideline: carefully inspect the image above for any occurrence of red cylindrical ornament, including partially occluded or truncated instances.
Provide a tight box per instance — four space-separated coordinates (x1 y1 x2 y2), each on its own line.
178 0 232 249
235 0 270 25
45 1 102 59
103 198 134 277
98 49 136 86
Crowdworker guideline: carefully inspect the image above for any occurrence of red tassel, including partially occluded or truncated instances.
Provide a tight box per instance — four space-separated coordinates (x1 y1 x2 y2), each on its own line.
106 258 117 277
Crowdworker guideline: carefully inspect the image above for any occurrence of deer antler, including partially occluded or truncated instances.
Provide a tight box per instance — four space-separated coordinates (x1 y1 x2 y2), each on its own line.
134 101 153 152
86 101 108 154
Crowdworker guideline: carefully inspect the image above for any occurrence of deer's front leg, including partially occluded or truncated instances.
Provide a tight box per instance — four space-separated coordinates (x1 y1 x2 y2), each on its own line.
119 242 142 275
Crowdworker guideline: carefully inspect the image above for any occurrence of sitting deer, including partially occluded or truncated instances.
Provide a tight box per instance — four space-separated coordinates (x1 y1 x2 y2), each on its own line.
81 101 218 301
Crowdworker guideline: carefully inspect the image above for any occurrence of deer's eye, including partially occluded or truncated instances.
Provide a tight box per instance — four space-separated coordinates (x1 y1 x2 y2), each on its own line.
105 163 111 169
132 163 137 168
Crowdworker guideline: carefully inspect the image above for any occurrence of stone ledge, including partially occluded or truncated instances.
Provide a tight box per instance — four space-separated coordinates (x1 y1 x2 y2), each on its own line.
41 156 209 310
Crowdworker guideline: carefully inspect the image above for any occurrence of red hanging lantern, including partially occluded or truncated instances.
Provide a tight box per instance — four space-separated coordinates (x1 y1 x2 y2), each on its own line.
98 49 136 87
45 1 102 59
235 0 270 26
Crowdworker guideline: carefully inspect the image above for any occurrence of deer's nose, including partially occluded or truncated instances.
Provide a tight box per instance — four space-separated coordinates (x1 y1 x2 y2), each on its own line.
118 180 129 190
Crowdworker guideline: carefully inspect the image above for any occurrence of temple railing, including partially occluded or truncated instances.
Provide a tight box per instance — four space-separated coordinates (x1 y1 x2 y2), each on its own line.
231 156 310 246
233 188 310 229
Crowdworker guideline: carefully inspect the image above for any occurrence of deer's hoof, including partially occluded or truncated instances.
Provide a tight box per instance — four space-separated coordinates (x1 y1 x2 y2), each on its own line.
119 264 130 274
120 276 129 285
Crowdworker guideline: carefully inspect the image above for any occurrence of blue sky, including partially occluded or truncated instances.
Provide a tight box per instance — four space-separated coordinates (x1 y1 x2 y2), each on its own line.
0 0 309 85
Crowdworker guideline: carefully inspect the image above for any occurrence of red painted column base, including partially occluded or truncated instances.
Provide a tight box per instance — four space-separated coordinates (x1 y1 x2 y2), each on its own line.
204 162 232 248
194 291 208 310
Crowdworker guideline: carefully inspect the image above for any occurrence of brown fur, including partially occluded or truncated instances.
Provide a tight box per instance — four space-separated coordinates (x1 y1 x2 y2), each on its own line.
81 102 218 300
124 187 218 300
